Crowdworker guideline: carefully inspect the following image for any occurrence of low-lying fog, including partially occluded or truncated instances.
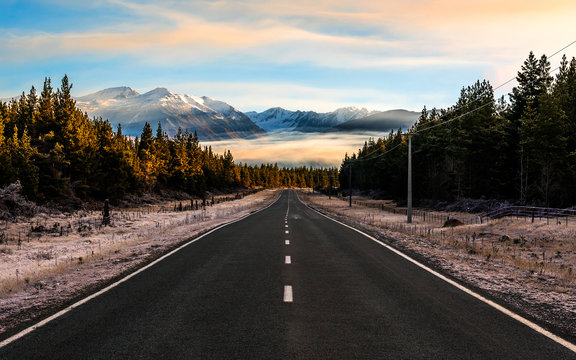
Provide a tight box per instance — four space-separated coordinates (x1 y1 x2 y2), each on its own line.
204 131 390 168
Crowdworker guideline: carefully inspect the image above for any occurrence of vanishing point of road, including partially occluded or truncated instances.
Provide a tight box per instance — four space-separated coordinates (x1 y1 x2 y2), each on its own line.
1 190 575 359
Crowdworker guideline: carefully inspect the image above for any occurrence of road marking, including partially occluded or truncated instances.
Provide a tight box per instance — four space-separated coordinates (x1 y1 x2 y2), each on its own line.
301 194 576 354
0 193 285 349
284 285 293 302
285 256 291 264
285 230 289 234
285 240 290 245
285 224 288 228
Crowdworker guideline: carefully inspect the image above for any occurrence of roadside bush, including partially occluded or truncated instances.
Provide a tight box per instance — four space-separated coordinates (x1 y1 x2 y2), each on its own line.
0 182 42 220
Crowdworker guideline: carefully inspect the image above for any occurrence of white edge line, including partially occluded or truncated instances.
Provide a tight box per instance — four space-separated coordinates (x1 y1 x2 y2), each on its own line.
297 191 576 354
0 191 283 349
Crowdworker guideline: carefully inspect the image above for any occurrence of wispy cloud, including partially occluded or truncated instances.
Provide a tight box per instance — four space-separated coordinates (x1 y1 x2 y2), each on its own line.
1 0 510 69
1 0 575 111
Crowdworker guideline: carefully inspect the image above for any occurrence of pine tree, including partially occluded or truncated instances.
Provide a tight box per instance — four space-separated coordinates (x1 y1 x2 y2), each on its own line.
510 52 551 120
0 106 10 185
25 86 38 139
138 122 153 158
520 93 568 205
37 77 56 140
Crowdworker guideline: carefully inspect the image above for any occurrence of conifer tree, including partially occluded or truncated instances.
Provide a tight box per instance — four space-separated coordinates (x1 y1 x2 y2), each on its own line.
138 122 153 158
0 107 9 185
37 77 55 138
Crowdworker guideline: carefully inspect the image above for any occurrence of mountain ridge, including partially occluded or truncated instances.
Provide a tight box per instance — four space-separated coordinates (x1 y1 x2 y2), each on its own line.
244 106 378 132
245 107 419 133
74 86 419 139
334 109 419 132
76 87 264 141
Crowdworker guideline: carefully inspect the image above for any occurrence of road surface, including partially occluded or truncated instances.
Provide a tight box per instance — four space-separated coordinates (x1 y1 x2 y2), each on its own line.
1 190 575 359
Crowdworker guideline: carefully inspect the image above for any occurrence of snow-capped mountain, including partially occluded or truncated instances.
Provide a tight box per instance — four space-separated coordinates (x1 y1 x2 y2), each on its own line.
334 109 419 132
76 86 139 102
75 87 418 139
76 87 264 141
245 107 377 132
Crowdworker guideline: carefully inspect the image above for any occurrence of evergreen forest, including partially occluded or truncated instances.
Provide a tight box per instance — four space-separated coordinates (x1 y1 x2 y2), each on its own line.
0 76 339 206
340 52 576 208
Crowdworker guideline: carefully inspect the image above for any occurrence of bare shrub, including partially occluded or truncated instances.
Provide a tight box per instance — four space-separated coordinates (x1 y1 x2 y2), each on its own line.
0 182 42 220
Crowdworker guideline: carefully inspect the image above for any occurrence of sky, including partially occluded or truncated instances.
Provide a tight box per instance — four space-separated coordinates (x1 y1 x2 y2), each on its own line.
1 0 575 113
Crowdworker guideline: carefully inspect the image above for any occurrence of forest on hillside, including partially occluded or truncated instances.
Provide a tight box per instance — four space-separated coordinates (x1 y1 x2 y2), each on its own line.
0 76 339 207
340 52 576 208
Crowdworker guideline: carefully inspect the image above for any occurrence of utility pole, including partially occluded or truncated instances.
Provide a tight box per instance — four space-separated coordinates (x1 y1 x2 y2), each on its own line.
407 134 412 223
349 162 352 207
329 171 333 199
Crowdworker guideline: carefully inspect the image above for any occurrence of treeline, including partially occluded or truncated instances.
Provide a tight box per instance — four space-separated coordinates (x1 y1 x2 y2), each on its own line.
0 76 338 206
340 52 576 207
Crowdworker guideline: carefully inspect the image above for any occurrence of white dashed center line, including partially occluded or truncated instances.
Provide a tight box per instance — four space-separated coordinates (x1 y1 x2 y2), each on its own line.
284 285 293 302
285 240 290 245
285 230 289 234
285 256 291 264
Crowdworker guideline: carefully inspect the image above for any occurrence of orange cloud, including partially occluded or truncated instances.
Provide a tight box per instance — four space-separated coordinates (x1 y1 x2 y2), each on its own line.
2 0 574 73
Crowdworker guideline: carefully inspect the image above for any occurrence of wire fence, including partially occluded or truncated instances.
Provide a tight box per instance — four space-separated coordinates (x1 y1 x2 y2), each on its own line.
481 206 576 225
329 194 480 225
328 194 576 227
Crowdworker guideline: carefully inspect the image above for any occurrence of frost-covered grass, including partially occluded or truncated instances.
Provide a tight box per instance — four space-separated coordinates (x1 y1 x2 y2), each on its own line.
0 190 280 337
303 192 576 287
0 190 278 295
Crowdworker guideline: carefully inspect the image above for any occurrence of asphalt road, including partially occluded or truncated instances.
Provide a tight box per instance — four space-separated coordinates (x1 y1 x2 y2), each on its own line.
1 190 575 359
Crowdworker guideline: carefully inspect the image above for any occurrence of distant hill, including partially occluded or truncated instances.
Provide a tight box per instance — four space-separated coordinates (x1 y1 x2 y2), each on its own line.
76 87 265 141
334 109 419 132
245 107 377 132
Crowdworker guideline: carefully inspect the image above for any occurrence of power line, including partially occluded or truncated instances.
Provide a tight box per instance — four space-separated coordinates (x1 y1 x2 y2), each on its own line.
492 42 573 93
416 39 576 134
342 40 576 167
342 40 576 219
414 101 493 135
549 40 576 59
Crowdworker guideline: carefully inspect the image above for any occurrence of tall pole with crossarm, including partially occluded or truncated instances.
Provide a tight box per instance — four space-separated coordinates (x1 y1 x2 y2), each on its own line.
407 135 412 223
349 162 352 207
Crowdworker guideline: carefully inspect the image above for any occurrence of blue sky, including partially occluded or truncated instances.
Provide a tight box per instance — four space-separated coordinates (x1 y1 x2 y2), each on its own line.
1 0 575 112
